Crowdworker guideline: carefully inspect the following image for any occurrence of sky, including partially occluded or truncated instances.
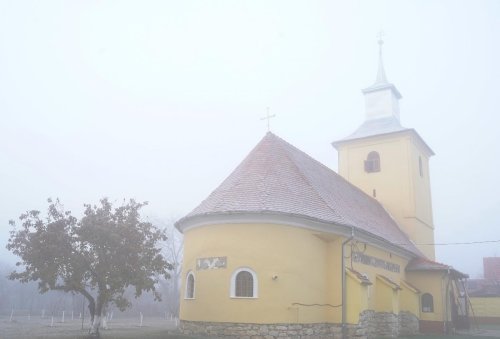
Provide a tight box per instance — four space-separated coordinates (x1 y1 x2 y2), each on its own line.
0 1 499 278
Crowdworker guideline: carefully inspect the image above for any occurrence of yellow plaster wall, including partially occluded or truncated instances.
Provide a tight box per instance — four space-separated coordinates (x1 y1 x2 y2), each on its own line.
181 221 442 326
470 297 500 318
326 240 342 323
336 133 435 260
400 282 420 316
346 243 408 310
337 137 410 225
180 223 333 324
406 271 446 321
345 273 369 324
325 238 411 323
408 140 434 227
374 276 399 313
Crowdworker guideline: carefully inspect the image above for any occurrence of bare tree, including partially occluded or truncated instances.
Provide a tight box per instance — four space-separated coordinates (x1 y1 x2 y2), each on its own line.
155 218 183 316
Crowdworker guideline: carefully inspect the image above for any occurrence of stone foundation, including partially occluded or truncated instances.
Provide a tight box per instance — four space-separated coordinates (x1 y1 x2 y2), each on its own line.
398 311 419 336
180 320 367 338
373 312 398 337
180 311 419 338
358 310 419 338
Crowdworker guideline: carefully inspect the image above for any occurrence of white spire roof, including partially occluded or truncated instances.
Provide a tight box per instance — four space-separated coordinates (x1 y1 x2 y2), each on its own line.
333 36 434 157
374 37 388 84
362 36 402 99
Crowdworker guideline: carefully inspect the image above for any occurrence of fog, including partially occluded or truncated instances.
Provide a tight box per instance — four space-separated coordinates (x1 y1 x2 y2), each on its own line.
0 0 499 283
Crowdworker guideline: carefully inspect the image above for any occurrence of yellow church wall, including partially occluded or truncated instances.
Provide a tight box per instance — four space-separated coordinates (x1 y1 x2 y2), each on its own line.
404 219 434 259
374 275 399 313
325 238 411 323
326 240 343 323
180 223 332 324
406 271 446 322
181 220 440 328
336 133 435 260
407 138 433 228
345 272 369 324
347 242 408 310
337 136 411 226
406 139 435 259
400 281 420 316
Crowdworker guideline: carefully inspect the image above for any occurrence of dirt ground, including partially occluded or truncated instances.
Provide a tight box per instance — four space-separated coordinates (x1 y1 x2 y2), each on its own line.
0 315 182 339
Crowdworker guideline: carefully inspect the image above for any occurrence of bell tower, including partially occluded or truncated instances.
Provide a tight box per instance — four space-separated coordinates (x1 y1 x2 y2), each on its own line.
332 37 436 259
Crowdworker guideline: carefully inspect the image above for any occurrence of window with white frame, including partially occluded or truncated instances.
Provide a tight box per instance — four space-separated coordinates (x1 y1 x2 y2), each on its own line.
185 271 195 299
230 268 258 298
422 293 433 312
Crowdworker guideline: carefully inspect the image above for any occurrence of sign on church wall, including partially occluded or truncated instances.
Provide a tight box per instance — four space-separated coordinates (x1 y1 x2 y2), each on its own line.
352 251 400 273
196 256 227 270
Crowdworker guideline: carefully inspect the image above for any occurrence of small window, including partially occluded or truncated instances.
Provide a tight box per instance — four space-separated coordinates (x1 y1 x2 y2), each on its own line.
422 293 434 312
185 271 195 299
364 151 380 173
230 268 258 298
419 156 423 177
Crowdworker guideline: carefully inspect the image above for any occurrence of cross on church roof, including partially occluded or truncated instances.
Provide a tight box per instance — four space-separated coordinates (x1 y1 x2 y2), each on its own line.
375 31 388 84
260 107 276 132
377 30 385 45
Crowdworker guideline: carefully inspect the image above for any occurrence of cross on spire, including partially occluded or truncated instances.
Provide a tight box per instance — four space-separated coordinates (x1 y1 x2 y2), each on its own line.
260 107 276 132
375 30 388 84
377 30 385 45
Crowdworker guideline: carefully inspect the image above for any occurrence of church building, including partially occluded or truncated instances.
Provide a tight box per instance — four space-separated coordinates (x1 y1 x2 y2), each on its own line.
175 40 468 338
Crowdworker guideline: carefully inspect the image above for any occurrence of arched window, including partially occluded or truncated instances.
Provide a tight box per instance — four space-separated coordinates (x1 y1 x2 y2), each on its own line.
419 156 424 177
422 293 434 312
185 271 195 299
364 151 380 173
230 268 258 298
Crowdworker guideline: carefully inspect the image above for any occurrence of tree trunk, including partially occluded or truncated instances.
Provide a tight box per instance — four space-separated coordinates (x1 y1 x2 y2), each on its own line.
88 298 95 325
101 306 108 330
89 314 101 337
89 293 105 337
77 288 96 326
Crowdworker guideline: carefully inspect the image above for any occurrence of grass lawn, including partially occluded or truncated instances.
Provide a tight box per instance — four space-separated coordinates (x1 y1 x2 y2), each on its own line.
3 316 500 338
0 316 194 339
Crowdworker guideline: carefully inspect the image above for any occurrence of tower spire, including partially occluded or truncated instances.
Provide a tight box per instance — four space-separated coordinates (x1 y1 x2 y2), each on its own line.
375 31 388 84
362 32 402 121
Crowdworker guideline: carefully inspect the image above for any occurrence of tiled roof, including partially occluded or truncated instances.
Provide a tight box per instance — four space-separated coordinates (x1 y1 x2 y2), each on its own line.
406 258 468 278
467 279 500 297
406 258 451 271
177 132 421 256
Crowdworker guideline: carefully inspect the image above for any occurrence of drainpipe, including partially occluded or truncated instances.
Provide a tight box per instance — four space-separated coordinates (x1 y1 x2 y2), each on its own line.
341 227 355 339
445 268 451 333
441 268 450 334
